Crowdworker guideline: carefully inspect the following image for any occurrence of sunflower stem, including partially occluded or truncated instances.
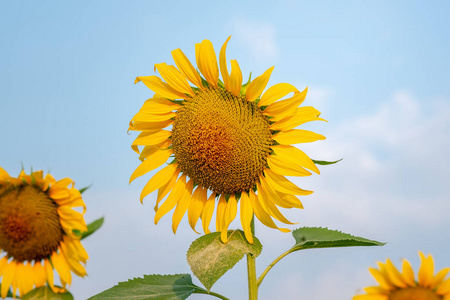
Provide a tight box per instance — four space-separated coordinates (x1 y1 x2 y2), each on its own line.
247 218 258 300
257 249 293 287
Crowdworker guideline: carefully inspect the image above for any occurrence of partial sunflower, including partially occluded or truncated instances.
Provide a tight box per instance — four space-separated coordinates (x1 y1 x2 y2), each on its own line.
354 252 450 300
129 37 326 244
0 167 88 298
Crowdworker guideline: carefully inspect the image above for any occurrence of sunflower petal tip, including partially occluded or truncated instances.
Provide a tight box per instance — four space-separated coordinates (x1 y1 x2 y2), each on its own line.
134 77 141 84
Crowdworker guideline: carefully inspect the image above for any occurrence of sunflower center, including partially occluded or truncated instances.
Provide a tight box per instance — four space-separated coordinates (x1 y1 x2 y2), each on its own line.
172 88 272 194
0 184 64 262
389 287 442 300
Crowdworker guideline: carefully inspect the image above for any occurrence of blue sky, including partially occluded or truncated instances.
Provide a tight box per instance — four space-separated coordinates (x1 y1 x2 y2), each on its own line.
1 1 450 299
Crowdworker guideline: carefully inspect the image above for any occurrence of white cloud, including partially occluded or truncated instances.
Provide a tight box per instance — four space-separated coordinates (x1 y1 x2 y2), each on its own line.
230 19 278 61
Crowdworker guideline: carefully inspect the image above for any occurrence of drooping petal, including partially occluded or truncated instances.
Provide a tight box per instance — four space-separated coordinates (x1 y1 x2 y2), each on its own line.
155 167 180 211
172 179 194 233
196 40 219 88
135 76 186 99
221 194 238 243
154 175 187 223
51 251 72 286
202 193 216 234
215 194 227 232
140 164 179 203
187 186 207 233
256 182 295 225
264 169 313 196
246 67 274 102
259 82 298 107
172 48 203 88
129 149 172 183
154 63 193 95
240 192 254 244
248 190 290 233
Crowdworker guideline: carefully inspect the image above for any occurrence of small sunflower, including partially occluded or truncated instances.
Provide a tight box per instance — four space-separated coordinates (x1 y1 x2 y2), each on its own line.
129 37 325 243
354 252 450 300
0 167 88 298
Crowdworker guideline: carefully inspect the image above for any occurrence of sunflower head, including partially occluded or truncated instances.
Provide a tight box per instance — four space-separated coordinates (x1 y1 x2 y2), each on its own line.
0 167 89 298
129 37 326 243
354 252 450 300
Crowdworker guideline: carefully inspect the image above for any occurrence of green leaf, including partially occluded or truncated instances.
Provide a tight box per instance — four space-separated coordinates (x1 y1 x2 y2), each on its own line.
291 227 385 252
88 274 205 300
81 217 104 240
22 287 74 300
187 230 262 291
79 184 92 194
312 158 343 165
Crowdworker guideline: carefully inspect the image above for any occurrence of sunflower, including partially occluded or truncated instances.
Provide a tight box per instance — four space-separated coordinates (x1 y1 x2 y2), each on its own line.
129 37 325 243
354 252 450 300
0 167 88 298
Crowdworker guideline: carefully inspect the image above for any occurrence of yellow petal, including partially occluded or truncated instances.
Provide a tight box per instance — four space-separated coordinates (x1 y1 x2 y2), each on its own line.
51 251 72 286
437 278 450 295
264 169 313 196
220 194 238 243
270 106 326 131
154 175 187 224
131 111 176 123
219 36 231 89
140 164 178 203
128 119 173 132
272 145 320 174
418 252 434 287
155 167 180 211
259 175 296 209
172 48 203 88
264 87 307 121
246 66 274 102
256 182 295 224
385 259 407 288
154 63 193 95
401 259 416 286
369 267 392 290
129 149 172 183
172 179 194 233
267 155 312 177
240 192 254 244
1 260 16 298
139 139 172 162
0 167 9 180
132 130 171 148
228 60 243 96
248 190 290 233
196 40 219 88
353 295 388 300
202 193 216 234
135 75 186 99
139 97 181 114
432 267 450 287
259 82 298 107
274 129 326 145
188 186 207 233
215 194 227 232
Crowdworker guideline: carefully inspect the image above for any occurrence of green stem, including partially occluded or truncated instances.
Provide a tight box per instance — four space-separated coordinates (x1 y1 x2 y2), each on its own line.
257 249 293 287
247 218 258 300
195 290 231 300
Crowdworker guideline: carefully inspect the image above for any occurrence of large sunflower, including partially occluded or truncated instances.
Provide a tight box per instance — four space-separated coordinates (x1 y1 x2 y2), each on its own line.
354 252 450 300
129 37 325 243
0 167 88 298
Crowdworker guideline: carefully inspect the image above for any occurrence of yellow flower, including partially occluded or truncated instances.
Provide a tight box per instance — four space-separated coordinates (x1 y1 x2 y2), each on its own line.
129 37 325 244
0 167 88 298
354 252 450 300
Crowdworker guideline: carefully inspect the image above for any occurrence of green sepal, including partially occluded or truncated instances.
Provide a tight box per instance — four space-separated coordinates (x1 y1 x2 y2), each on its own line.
87 274 210 300
187 230 262 291
75 217 104 240
291 227 385 251
22 286 74 300
79 184 92 194
312 159 343 165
